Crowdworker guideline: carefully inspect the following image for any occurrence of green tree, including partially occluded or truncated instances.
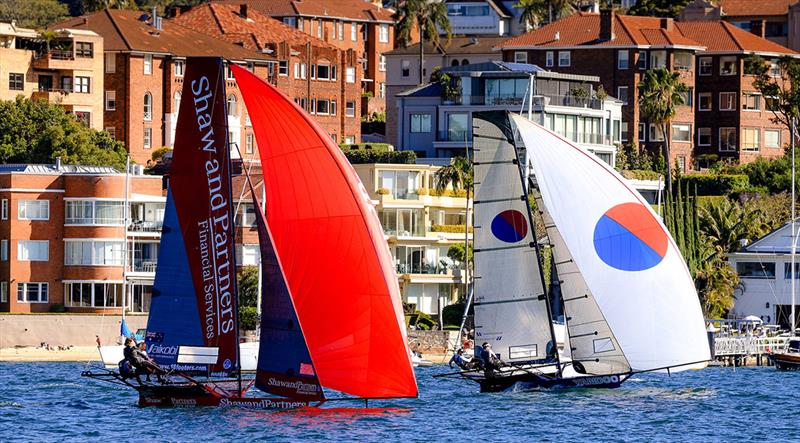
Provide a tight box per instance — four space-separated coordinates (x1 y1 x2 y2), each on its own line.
0 96 127 170
638 68 687 191
513 0 573 29
750 55 800 134
237 266 258 308
694 241 738 318
394 0 452 85
0 0 68 28
434 155 472 193
627 0 690 18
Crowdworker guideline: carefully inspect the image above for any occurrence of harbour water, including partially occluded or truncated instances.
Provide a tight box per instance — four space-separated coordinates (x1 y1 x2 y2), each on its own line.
1 362 798 441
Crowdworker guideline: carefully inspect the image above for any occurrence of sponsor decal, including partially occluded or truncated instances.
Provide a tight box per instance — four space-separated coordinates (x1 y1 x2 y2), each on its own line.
491 210 528 243
171 398 198 407
223 359 232 370
299 363 315 376
267 378 320 395
572 375 620 387
593 202 667 272
146 331 165 344
148 344 179 356
219 398 308 410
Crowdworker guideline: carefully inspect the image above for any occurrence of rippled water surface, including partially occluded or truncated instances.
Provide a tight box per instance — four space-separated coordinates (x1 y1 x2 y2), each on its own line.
1 362 798 441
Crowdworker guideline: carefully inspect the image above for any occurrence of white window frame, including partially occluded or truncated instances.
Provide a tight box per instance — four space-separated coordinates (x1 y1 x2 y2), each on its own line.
379 24 389 43
545 51 554 67
1 239 7 261
17 282 48 303
720 56 737 76
143 92 153 121
379 55 386 71
650 50 667 69
143 127 152 150
558 51 570 67
719 127 737 152
351 22 357 41
765 129 781 148
245 133 254 154
671 123 692 143
1 199 7 220
674 52 692 71
64 240 125 266
617 50 629 70
346 67 355 83
698 127 712 146
698 92 712 111
720 92 737 111
346 101 356 117
638 122 646 142
105 90 116 111
105 52 116 73
699 57 712 76
17 240 49 261
144 54 153 75
743 92 761 111
279 60 288 76
741 127 761 152
65 200 126 226
410 113 432 133
0 282 6 303
514 51 528 64
174 60 185 78
617 86 628 105
649 123 665 142
18 200 49 221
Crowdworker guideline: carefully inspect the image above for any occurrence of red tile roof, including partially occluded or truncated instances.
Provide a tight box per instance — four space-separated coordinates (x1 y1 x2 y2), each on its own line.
497 12 796 55
219 0 394 23
718 0 796 17
55 9 271 60
173 3 339 53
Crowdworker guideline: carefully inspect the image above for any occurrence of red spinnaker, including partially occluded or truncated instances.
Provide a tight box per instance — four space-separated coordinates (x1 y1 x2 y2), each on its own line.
231 65 417 399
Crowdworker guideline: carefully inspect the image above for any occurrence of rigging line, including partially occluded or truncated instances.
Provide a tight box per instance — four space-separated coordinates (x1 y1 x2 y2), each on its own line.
473 196 526 204
474 243 535 253
473 295 544 307
562 294 589 303
473 160 517 166
627 359 711 376
471 133 510 142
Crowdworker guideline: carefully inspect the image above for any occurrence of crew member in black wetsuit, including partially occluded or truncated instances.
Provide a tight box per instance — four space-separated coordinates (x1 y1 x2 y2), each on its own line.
481 342 505 378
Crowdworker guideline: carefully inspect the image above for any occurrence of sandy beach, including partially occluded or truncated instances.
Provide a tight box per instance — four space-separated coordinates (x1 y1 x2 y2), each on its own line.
0 346 102 363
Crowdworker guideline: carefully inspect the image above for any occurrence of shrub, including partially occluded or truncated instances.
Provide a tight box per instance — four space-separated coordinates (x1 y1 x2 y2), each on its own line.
679 174 750 196
416 187 429 196
48 304 65 313
376 187 390 195
442 303 465 327
414 311 436 330
239 306 258 331
345 150 416 164
622 169 661 181
151 147 172 163
431 224 472 233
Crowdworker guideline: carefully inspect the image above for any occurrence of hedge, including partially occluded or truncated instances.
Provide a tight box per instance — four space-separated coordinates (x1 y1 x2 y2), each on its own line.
239 306 258 331
345 150 416 164
678 174 750 196
431 224 473 233
622 169 661 181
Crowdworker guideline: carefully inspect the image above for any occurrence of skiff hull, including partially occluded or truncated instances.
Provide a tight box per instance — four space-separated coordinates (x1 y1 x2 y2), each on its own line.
137 385 310 409
476 372 628 392
770 352 800 371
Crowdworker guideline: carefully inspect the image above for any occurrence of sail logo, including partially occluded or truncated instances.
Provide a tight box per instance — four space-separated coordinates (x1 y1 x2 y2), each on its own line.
592 202 668 271
491 210 528 243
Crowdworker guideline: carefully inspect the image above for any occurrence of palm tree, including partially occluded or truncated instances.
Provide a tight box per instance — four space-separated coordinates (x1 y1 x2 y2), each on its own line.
434 155 472 194
514 0 574 29
638 68 687 191
395 0 452 85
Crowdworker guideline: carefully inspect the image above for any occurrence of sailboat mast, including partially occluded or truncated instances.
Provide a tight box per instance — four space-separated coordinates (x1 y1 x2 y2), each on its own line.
792 117 796 334
513 129 562 377
122 156 130 328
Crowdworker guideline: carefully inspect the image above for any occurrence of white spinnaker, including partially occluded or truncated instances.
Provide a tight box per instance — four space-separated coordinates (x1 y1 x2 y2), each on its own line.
511 114 710 371
472 113 554 363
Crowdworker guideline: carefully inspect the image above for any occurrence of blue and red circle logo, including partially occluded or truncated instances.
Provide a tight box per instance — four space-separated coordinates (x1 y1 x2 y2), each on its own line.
592 203 668 271
491 210 528 243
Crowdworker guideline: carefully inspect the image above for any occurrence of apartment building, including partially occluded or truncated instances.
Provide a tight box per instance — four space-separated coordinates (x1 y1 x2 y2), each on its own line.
681 0 800 51
0 163 164 314
497 11 797 168
229 0 395 115
353 163 470 316
394 61 623 165
171 3 362 144
0 22 104 129
56 9 275 166
444 0 527 36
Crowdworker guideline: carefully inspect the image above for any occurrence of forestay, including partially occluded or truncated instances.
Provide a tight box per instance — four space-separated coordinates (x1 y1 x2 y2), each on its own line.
511 114 710 371
472 112 555 363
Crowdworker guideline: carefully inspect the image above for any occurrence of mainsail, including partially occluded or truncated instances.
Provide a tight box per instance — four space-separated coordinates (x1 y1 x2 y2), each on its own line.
231 65 417 399
248 181 324 401
146 57 239 377
472 112 556 364
511 114 710 371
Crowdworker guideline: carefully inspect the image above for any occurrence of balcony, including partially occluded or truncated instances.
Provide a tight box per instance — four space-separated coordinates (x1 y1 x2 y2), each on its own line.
437 130 469 143
128 220 163 233
444 93 602 110
32 88 70 102
396 262 451 275
32 49 94 71
130 260 157 273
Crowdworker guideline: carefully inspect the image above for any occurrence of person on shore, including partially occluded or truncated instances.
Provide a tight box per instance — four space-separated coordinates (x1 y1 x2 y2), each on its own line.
480 342 505 378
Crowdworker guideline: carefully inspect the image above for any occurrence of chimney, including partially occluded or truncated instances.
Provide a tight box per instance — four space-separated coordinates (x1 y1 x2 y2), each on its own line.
660 17 674 32
55 157 62 170
600 9 615 41
240 4 248 19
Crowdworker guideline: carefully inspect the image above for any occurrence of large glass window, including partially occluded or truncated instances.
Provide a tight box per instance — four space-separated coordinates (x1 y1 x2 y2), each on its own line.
18 200 49 220
18 240 48 261
447 113 469 141
17 282 48 303
737 261 775 279
65 200 125 225
742 127 760 152
671 124 691 142
765 129 781 148
65 240 124 266
131 242 159 273
674 52 692 71
720 127 737 152
65 282 122 307
378 208 424 236
720 56 737 75
410 114 431 133
379 170 419 199
379 24 389 42
650 50 667 69
617 50 629 70
485 78 528 105
743 92 761 111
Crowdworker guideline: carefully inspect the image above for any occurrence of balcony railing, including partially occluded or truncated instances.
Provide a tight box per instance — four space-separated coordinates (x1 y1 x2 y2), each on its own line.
396 262 451 275
129 221 163 233
383 227 425 237
130 260 157 273
555 131 613 145
35 50 75 61
437 130 469 142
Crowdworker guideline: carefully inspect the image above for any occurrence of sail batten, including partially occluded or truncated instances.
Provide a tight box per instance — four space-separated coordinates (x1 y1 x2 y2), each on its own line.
512 114 710 372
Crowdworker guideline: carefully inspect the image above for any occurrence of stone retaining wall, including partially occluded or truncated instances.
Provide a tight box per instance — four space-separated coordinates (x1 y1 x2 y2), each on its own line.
0 314 148 348
408 330 458 355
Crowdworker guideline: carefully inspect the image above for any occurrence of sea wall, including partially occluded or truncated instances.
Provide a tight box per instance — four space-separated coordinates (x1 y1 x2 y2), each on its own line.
0 314 148 348
408 330 458 355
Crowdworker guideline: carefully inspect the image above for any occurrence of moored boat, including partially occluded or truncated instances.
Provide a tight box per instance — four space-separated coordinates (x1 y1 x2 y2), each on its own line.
771 339 800 371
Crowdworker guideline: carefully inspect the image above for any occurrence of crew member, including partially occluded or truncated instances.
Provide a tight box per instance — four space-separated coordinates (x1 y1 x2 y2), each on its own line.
481 342 505 378
449 348 470 370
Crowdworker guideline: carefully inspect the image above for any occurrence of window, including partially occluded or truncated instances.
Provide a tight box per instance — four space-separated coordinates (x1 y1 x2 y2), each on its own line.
346 67 355 83
227 94 237 116
637 51 647 70
742 127 760 151
345 101 356 117
379 55 386 72
76 41 93 58
1 240 7 261
105 52 116 73
410 114 432 133
8 73 23 91
331 100 337 115
65 240 125 266
698 93 712 111
144 128 152 150
61 76 72 92
74 111 90 126
720 127 737 151
401 60 410 77
237 244 260 266
65 282 123 307
279 60 288 76
671 123 691 142
766 95 779 112
65 200 125 225
283 17 296 27
649 124 665 142
174 60 184 77
174 91 181 113
317 20 322 38
699 57 712 76
545 51 554 67
301 63 306 79
719 92 736 111
618 50 629 70
225 64 235 80
1 199 6 220
317 64 331 80
17 283 48 303
378 170 420 200
144 54 153 75
720 56 737 75
351 22 357 41
674 52 692 71
143 92 152 120
765 129 781 148
638 122 646 142
743 92 761 111
448 113 469 141
245 133 254 154
515 51 528 64
620 121 627 142
75 76 90 93
737 261 775 279
338 21 344 40
379 24 389 42
18 200 49 220
105 91 116 111
18 240 48 261
380 82 385 98
558 51 570 67
617 86 628 104
698 128 711 146
679 87 693 107
316 99 330 115
0 282 6 303
650 50 666 69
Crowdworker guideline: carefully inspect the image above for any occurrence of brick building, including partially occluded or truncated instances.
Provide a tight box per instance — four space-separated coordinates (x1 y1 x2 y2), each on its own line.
497 11 797 168
172 3 362 144
0 22 104 129
56 9 275 166
226 0 396 116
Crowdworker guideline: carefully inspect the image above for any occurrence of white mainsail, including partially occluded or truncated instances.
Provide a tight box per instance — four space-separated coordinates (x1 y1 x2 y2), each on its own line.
511 114 710 372
472 113 555 363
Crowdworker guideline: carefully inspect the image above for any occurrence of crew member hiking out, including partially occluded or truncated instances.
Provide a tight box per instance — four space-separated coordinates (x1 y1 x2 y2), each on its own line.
480 342 505 378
